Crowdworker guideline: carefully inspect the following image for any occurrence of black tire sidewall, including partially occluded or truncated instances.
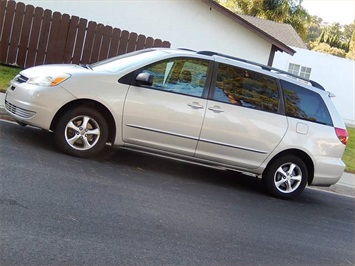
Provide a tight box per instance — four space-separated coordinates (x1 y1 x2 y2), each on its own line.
54 107 108 158
263 155 308 199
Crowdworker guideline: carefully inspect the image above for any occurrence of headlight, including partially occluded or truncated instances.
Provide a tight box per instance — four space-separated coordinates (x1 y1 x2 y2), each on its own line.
27 74 71 86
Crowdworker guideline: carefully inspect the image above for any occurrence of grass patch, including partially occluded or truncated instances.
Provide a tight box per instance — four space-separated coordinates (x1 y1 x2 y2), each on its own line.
0 64 21 93
343 127 355 173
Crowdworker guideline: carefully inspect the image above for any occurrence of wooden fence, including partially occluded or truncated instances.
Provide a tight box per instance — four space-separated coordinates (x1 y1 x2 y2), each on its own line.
0 0 171 68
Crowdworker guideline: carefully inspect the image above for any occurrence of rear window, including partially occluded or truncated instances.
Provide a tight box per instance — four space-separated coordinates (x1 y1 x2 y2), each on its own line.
281 80 333 126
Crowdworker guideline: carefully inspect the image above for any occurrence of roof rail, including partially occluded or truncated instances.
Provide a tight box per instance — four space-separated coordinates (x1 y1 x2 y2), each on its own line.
177 48 196 52
197 50 325 90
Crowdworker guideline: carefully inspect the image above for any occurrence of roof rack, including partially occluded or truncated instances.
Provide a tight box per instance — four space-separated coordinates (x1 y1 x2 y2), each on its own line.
196 51 325 90
177 48 196 52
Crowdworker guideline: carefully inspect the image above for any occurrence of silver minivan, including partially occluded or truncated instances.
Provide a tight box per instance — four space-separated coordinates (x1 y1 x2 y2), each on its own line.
5 48 348 199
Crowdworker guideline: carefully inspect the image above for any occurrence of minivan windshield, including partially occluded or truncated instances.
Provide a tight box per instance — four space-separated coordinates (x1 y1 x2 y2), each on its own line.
90 49 167 73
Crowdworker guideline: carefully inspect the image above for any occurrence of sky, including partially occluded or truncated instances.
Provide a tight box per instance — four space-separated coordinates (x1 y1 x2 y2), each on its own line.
301 0 355 25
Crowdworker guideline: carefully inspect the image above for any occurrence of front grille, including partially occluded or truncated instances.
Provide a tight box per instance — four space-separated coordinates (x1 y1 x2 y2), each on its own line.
5 100 36 119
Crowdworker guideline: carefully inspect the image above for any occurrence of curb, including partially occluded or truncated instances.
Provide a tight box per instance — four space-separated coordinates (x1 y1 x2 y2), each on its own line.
313 184 355 198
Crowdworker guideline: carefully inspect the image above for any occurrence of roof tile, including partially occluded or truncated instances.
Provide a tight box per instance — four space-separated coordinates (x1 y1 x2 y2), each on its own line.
238 14 308 49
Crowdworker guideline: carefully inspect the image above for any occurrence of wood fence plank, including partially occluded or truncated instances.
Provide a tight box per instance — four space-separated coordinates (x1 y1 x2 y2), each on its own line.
162 41 171 48
1 1 171 67
72 18 87 64
81 21 96 64
108 28 121 58
53 13 70 63
0 0 6 36
127 32 138 53
8 2 25 64
26 6 43 67
63 15 79 63
91 23 104 63
152 38 162 48
136 34 146 50
35 9 52 66
17 4 34 67
117 30 129 55
145 37 154 48
45 11 61 64
0 0 8 62
99 25 112 61
0 0 15 63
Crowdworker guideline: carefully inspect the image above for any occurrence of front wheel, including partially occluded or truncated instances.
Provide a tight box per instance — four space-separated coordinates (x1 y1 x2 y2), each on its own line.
54 107 108 158
263 155 308 199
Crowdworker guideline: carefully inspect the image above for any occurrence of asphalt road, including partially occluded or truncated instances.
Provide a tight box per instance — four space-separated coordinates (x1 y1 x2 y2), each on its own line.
0 120 354 265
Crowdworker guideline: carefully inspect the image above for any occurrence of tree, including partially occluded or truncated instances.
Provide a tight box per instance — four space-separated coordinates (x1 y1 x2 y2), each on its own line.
284 6 310 40
306 16 324 43
344 22 355 59
311 42 347 57
347 30 355 60
308 21 354 58
262 0 290 22
216 0 354 59
343 23 355 42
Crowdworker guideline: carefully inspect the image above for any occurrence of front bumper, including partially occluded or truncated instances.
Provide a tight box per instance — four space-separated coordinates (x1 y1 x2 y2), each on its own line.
5 82 76 130
5 99 36 119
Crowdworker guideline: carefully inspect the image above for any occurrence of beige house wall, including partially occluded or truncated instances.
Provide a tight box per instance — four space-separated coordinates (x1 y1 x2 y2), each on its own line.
19 0 273 64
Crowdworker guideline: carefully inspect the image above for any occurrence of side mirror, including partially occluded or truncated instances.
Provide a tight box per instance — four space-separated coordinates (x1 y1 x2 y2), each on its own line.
135 73 153 86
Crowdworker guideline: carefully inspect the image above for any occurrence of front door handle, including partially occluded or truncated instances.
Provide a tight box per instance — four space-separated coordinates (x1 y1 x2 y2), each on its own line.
208 106 224 113
188 102 204 109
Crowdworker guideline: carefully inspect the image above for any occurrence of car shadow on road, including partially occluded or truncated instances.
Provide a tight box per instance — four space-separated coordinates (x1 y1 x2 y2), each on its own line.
95 147 340 205
95 146 271 197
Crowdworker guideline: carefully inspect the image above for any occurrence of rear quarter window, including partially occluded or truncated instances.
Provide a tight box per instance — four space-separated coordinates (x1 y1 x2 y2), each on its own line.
281 80 333 126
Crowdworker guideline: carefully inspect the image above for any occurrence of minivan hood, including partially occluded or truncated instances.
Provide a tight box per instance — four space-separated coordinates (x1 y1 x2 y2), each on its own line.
20 64 92 78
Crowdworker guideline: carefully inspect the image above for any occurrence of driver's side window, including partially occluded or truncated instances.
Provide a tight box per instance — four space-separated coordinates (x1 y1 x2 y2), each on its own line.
141 58 209 97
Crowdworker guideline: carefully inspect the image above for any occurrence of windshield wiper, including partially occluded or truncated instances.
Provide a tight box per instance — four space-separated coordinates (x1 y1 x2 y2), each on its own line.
80 64 93 70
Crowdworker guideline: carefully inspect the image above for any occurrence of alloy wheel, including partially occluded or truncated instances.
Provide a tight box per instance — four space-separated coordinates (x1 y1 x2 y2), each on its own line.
64 115 101 151
274 162 302 194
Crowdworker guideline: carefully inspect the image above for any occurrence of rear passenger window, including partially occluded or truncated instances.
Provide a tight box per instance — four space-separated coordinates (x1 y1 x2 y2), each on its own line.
212 63 280 113
281 80 333 126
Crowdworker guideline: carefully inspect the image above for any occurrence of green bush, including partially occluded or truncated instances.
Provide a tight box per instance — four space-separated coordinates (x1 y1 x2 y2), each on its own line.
344 127 355 173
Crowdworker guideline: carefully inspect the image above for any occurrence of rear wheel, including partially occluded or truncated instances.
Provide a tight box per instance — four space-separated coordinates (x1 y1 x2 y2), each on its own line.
54 107 108 158
263 155 308 199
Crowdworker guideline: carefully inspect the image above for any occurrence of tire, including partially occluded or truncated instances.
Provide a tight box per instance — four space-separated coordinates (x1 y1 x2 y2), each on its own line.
262 155 308 199
54 106 108 158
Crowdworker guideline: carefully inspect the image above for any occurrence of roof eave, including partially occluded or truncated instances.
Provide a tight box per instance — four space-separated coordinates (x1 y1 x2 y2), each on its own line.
200 0 296 55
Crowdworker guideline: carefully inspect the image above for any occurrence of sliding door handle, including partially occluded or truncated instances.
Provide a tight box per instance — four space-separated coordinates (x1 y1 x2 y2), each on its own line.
188 102 204 109
208 106 224 113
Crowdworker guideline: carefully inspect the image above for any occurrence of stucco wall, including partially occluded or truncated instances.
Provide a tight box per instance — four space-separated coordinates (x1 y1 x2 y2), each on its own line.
273 47 355 127
18 0 272 64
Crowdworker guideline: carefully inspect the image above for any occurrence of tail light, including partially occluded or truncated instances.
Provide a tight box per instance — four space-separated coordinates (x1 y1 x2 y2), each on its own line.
335 128 348 145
